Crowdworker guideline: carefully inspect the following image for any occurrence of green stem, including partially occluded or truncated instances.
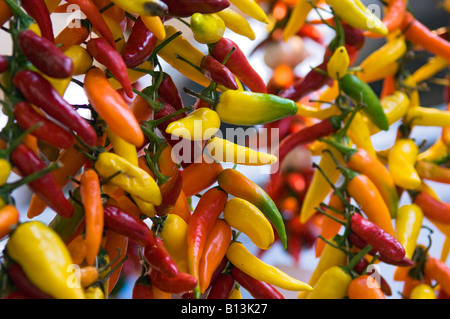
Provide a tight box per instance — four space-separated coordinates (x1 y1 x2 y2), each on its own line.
148 31 182 62
183 87 217 106
143 106 192 129
175 54 203 74
315 206 346 225
342 244 373 274
144 148 169 185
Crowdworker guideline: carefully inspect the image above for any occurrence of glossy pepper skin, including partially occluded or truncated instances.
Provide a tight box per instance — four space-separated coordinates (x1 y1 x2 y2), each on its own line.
121 16 158 69
17 30 73 79
149 268 198 294
211 37 267 93
191 13 225 44
13 101 75 149
7 262 53 299
161 0 230 17
218 169 288 249
144 236 180 278
200 55 239 90
388 138 421 190
6 221 85 299
10 144 74 218
231 266 284 299
12 70 97 146
215 90 298 126
21 0 54 42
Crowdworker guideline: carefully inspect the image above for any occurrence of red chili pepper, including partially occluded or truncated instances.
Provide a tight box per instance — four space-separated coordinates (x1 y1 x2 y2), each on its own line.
103 204 154 247
12 70 97 146
230 266 285 299
211 37 267 93
155 169 183 216
86 37 133 98
10 144 74 218
200 55 239 90
149 268 198 294
207 273 235 299
278 59 330 101
157 73 184 111
161 0 230 17
425 256 450 296
413 192 450 224
7 262 53 299
144 236 179 278
132 274 154 299
187 187 228 298
21 0 54 42
17 30 73 79
121 16 158 69
13 101 75 149
65 0 116 50
350 213 406 262
0 55 8 73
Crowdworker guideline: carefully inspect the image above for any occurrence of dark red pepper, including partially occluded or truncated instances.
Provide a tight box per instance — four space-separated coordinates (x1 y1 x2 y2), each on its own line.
200 55 239 90
13 101 75 149
17 30 73 79
86 37 133 99
157 73 184 111
231 267 284 299
149 268 198 294
207 273 235 299
21 0 54 42
161 0 230 17
211 37 267 93
12 70 97 146
350 213 406 262
121 16 158 69
132 275 154 299
103 205 154 247
10 144 74 218
155 169 183 216
143 236 179 278
0 56 8 73
7 262 53 299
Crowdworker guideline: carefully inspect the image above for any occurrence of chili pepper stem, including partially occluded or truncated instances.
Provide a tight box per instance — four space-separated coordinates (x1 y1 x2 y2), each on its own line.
183 87 217 106
144 106 192 129
342 244 373 274
315 206 346 226
144 148 169 185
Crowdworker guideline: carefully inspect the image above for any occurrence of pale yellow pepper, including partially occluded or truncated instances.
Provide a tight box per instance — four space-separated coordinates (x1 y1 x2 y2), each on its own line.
166 108 221 141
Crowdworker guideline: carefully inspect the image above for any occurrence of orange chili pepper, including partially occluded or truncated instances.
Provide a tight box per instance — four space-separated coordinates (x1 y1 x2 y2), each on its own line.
347 274 386 299
171 190 191 223
67 234 87 265
416 160 450 184
80 266 99 288
130 94 153 124
0 0 12 26
55 24 90 52
84 67 144 147
104 229 128 296
181 156 223 198
80 169 104 266
0 205 19 240
198 219 232 294
157 145 178 178
424 256 450 296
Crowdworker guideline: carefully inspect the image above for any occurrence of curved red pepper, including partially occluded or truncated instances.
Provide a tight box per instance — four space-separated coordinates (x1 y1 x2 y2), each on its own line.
7 262 53 299
13 101 75 149
158 73 184 111
211 37 267 93
350 213 406 262
155 169 183 216
17 30 73 79
86 37 133 98
231 267 285 299
149 268 198 294
143 236 179 278
200 55 239 90
21 0 54 42
121 17 158 69
10 144 74 218
12 70 97 146
161 0 230 17
413 192 450 224
207 273 235 299
103 205 154 247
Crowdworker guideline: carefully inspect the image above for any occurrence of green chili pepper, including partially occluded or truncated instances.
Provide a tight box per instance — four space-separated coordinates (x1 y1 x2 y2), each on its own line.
340 74 389 131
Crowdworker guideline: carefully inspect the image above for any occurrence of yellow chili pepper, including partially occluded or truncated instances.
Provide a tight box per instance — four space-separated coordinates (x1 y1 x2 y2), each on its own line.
403 77 421 107
157 213 188 273
228 285 243 299
84 286 105 299
226 241 312 292
366 91 410 135
388 138 421 190
64 45 93 76
406 106 450 127
327 46 350 80
410 284 437 299
300 145 343 223
358 34 406 80
395 204 424 260
141 15 166 40
204 136 278 166
106 127 139 167
228 0 269 24
223 198 275 250
410 55 449 84
94 152 162 205
441 236 450 262
417 138 450 164
283 0 320 42
347 111 376 156
296 103 341 120
325 0 388 36
156 25 211 88
100 14 126 52
110 0 166 16
6 221 86 299
357 61 399 83
216 8 255 40
0 158 11 186
166 108 221 141
190 13 225 44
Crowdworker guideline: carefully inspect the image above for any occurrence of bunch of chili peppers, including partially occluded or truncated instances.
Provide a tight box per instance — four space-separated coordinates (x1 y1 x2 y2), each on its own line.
0 0 449 300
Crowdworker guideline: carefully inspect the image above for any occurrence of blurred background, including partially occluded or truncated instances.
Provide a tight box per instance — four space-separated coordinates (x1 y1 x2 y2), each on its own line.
0 0 449 299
